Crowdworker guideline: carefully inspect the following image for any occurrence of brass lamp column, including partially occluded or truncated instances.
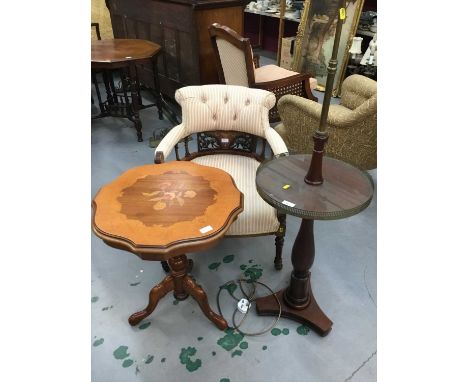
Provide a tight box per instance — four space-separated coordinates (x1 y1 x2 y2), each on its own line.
304 0 347 185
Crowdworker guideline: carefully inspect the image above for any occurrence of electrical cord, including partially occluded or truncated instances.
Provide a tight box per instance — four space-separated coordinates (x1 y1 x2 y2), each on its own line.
216 279 282 336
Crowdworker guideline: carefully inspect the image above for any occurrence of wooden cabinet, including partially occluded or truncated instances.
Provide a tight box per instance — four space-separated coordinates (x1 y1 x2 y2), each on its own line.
107 0 247 97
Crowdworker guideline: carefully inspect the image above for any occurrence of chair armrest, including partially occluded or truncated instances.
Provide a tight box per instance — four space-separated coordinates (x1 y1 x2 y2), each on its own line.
264 126 288 156
278 94 322 121
278 95 356 127
154 124 187 163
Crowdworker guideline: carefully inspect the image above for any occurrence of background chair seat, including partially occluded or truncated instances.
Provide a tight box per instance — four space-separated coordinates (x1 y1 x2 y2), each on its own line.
192 154 280 236
255 65 318 90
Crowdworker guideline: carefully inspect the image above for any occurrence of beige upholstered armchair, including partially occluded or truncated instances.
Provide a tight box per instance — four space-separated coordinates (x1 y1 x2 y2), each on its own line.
209 23 318 122
155 85 289 271
275 74 377 170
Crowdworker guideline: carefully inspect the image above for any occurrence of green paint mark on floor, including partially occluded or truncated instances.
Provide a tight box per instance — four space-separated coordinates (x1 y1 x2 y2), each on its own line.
173 300 179 305
222 283 237 294
208 262 221 271
138 322 151 330
271 328 282 336
113 346 130 360
93 338 104 347
212 351 216 356
239 341 248 349
145 355 154 364
296 324 311 335
262 345 268 350
91 296 99 303
122 359 134 368
231 349 242 357
130 282 141 286
282 328 290 335
240 264 247 270
217 328 244 351
222 254 234 263
179 347 202 372
243 265 263 281
197 337 203 341
220 379 230 382
161 357 166 363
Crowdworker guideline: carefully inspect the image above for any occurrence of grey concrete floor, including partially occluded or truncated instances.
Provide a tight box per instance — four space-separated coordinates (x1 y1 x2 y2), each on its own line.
91 77 376 382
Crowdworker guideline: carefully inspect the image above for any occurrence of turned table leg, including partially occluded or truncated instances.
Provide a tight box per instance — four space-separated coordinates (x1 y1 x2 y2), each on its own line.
152 57 164 120
128 274 174 326
128 63 143 142
256 219 333 336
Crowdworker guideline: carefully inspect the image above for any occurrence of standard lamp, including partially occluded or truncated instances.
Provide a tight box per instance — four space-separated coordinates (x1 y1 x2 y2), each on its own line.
304 0 348 185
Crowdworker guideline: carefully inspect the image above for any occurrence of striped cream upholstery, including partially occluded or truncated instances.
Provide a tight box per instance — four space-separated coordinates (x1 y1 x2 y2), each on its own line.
191 154 279 235
174 85 275 137
154 85 289 236
215 38 249 86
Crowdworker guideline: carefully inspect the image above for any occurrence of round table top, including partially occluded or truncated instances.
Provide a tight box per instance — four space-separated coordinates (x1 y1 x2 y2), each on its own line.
91 39 161 66
256 154 374 220
92 162 243 260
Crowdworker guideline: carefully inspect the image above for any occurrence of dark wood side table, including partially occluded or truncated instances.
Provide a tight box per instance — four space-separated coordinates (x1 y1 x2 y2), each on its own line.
255 155 374 336
92 161 243 330
91 38 164 142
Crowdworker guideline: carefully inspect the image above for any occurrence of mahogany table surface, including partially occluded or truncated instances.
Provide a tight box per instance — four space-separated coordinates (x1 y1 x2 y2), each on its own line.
92 161 243 261
91 38 162 68
256 154 374 220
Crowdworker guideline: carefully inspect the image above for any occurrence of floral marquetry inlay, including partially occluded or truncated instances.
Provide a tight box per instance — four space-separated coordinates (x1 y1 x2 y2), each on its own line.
118 170 217 227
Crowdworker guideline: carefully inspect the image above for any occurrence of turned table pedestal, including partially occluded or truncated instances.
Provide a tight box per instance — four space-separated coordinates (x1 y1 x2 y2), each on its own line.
92 161 243 330
255 155 374 336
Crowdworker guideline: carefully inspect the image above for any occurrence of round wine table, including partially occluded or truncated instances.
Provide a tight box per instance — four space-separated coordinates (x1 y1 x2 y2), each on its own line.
91 38 164 142
92 161 243 330
255 154 374 336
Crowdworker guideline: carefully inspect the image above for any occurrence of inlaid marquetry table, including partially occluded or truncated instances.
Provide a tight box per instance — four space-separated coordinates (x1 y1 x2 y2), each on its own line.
92 161 243 330
255 154 374 336
91 38 166 142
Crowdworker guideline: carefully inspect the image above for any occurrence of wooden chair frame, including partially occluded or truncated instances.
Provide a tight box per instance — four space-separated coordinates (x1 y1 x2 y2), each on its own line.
209 23 317 122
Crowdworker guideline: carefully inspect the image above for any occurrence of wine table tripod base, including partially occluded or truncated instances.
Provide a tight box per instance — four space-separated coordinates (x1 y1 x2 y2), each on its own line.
256 219 332 336
128 254 227 330
92 162 243 331
255 155 374 336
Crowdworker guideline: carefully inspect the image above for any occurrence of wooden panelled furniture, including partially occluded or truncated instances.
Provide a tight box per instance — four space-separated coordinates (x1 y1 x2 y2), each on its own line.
92 161 243 330
107 0 249 97
208 23 318 122
154 84 290 273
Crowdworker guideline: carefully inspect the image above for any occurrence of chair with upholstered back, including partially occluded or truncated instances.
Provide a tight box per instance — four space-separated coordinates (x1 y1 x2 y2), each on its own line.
155 84 289 271
209 23 318 122
275 74 377 170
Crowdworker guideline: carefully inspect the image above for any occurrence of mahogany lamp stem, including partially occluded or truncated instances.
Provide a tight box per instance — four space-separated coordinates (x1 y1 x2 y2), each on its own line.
304 0 347 185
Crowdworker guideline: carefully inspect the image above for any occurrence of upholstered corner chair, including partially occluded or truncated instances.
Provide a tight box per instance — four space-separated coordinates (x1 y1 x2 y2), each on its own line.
154 84 289 272
208 23 318 123
275 74 377 170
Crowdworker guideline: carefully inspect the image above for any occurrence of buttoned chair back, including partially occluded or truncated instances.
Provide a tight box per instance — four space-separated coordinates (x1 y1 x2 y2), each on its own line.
155 85 289 271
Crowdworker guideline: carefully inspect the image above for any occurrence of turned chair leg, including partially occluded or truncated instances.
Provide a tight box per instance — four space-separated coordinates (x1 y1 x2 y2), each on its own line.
274 213 287 270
